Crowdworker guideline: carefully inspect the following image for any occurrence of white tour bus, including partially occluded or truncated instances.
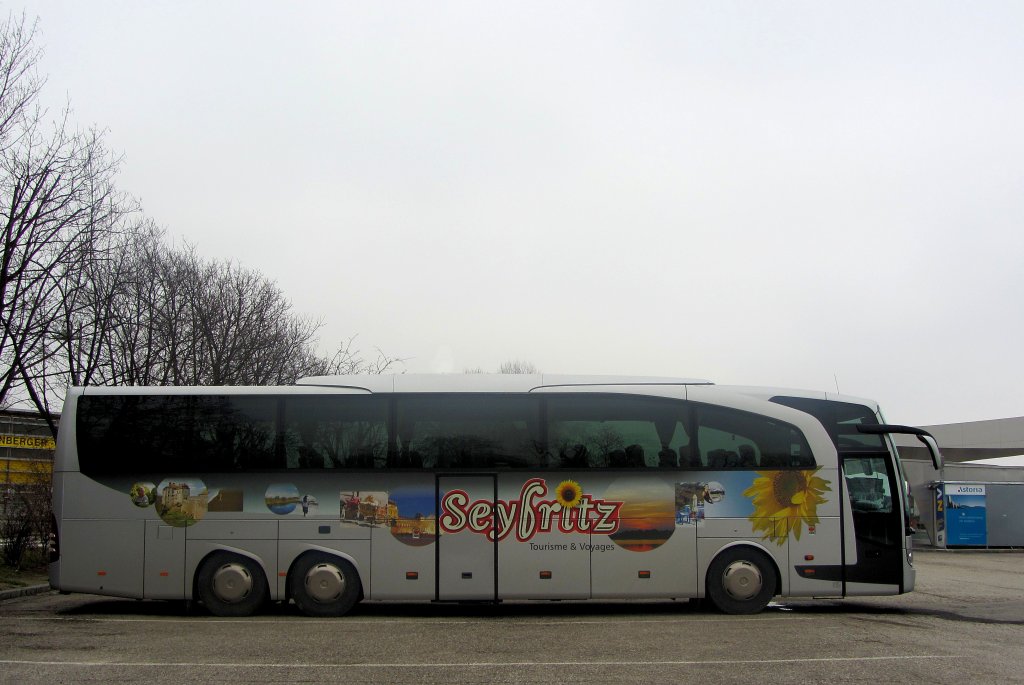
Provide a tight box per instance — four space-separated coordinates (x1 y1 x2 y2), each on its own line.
48 375 942 616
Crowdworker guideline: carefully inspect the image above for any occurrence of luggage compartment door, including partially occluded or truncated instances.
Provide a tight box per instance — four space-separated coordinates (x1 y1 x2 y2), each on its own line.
437 475 497 600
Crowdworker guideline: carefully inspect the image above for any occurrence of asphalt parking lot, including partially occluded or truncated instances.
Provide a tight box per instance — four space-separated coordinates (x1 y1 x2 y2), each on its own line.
1 550 1022 684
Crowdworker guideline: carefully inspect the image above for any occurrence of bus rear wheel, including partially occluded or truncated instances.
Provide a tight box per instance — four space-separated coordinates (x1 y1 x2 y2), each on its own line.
197 552 269 617
706 547 776 615
289 552 361 617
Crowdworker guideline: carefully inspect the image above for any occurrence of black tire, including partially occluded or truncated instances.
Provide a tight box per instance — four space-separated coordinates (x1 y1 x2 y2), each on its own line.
289 552 362 617
196 551 269 617
705 546 776 615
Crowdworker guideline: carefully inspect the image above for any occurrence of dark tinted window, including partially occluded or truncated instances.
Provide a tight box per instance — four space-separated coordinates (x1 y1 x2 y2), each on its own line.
76 392 816 474
546 395 691 468
192 396 278 469
695 404 814 468
79 395 189 474
395 395 540 469
770 397 884 451
77 395 280 474
282 396 389 469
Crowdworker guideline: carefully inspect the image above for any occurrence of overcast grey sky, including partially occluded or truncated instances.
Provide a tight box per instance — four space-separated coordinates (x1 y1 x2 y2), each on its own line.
16 1 1024 426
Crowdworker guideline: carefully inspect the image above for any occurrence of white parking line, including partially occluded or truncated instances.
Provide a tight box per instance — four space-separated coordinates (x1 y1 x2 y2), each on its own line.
0 655 957 668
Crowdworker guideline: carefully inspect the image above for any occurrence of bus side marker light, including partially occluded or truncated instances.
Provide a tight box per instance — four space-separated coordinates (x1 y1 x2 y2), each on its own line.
539 571 552 580
804 554 814 561
97 571 106 576
159 571 169 577
406 572 418 580
279 571 287 577
638 571 651 579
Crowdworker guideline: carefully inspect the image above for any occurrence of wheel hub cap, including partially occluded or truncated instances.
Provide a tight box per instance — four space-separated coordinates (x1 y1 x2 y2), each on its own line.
305 563 345 603
722 560 762 601
211 563 253 603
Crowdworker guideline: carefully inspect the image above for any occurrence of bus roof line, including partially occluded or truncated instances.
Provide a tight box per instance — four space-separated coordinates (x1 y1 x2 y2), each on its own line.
296 374 714 393
530 380 714 391
288 382 378 392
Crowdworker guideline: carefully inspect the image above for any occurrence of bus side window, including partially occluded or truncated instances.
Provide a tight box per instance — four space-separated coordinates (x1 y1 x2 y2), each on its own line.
194 396 280 470
678 445 702 468
395 395 540 469
695 404 814 470
545 395 690 470
282 396 389 469
558 443 589 468
658 447 677 468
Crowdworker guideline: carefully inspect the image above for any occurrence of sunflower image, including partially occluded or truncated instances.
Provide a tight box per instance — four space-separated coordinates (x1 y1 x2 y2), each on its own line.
554 480 584 509
743 468 831 545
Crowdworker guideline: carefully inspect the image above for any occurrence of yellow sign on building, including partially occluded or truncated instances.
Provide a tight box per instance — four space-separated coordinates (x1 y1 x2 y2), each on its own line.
0 458 52 484
0 434 56 450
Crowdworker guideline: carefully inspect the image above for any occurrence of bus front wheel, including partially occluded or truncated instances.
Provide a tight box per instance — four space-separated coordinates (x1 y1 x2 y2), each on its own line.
289 552 362 617
197 552 269 617
706 547 776 615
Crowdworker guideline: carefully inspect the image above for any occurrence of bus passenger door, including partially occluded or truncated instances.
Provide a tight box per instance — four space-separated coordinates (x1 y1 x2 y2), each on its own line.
842 453 904 593
437 475 497 601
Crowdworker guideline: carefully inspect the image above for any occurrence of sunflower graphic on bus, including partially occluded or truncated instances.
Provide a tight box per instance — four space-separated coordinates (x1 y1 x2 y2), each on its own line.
554 480 583 508
743 468 831 544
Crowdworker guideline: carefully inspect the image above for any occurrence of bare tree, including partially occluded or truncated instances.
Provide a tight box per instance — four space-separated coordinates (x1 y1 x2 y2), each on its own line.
0 15 126 431
52 214 156 389
497 359 540 374
465 360 541 374
72 237 402 387
306 336 403 377
0 459 51 569
158 250 363 385
0 16 400 424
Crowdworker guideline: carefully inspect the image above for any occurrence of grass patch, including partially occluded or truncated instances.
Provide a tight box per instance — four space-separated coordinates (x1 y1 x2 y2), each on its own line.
0 550 49 591
0 565 47 590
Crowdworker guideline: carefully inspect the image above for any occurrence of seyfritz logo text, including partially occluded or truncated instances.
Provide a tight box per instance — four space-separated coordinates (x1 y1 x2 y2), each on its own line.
440 478 622 542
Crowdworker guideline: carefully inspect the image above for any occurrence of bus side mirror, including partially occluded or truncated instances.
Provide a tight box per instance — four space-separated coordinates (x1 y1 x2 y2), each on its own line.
918 434 943 471
856 424 943 472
